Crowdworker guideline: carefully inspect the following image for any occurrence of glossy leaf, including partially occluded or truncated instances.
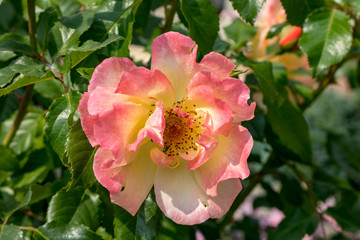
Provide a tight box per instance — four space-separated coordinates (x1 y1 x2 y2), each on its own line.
66 120 96 188
35 222 102 240
180 0 219 54
0 56 54 97
0 225 23 240
299 8 352 76
37 7 58 52
45 91 82 161
229 0 265 25
280 0 325 26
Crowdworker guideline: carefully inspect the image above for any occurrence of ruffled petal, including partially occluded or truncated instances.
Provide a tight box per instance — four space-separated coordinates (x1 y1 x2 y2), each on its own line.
127 100 165 152
78 92 98 146
94 102 148 165
194 126 252 197
115 67 175 107
198 52 235 80
151 32 198 100
93 146 157 215
88 57 136 92
187 85 233 136
187 71 256 122
154 160 242 225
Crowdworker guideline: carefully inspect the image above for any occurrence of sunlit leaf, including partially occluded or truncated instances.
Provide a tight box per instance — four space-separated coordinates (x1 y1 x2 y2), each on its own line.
229 0 265 25
0 225 23 240
35 222 101 240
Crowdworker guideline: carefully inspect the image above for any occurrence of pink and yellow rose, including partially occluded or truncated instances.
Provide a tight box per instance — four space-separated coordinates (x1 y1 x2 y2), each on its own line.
78 32 255 225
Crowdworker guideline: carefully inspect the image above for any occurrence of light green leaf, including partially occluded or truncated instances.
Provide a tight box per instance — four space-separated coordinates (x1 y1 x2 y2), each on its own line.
280 0 325 26
299 8 352 76
70 34 124 68
45 91 82 161
224 18 257 51
0 56 54 97
0 225 23 240
229 0 265 25
180 0 219 54
66 120 96 188
35 222 102 240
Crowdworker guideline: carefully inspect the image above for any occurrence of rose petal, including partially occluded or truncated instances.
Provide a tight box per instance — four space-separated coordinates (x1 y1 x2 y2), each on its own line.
150 147 174 167
78 92 98 146
187 85 233 136
127 100 165 152
198 52 235 80
151 31 198 101
94 146 157 215
88 57 136 92
115 67 175 107
194 126 252 196
94 102 148 165
187 71 256 122
154 160 242 225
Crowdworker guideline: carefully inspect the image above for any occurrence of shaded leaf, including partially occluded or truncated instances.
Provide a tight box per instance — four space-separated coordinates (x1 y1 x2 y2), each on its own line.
0 225 23 240
180 0 219 54
224 18 257 50
0 146 18 171
37 7 58 52
299 8 352 76
0 39 35 56
229 0 265 25
45 91 82 161
0 94 19 123
66 120 96 188
280 0 325 26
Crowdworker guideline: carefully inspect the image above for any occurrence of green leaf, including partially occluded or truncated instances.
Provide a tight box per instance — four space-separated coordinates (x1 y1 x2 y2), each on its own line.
237 53 312 163
70 34 124 68
45 91 82 161
224 18 257 51
0 39 35 56
66 120 96 188
47 187 84 223
0 56 54 97
299 8 352 76
114 191 162 240
180 0 219 54
229 0 265 25
280 0 325 26
0 225 23 240
37 7 58 52
0 94 19 123
345 0 360 13
49 10 95 57
35 222 102 240
268 209 318 240
71 193 102 231
0 146 18 171
267 22 287 39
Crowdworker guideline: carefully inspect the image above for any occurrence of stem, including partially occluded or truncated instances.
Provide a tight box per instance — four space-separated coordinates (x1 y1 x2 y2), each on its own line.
163 0 178 32
18 226 48 239
2 0 37 147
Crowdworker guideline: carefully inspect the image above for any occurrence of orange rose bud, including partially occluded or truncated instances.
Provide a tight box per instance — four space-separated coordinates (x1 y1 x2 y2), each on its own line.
279 26 302 47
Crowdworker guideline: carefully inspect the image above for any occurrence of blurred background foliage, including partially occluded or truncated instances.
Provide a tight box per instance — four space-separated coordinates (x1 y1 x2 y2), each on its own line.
0 0 359 239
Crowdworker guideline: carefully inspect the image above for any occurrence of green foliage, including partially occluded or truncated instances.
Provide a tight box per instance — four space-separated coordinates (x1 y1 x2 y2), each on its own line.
299 8 353 76
1 0 360 239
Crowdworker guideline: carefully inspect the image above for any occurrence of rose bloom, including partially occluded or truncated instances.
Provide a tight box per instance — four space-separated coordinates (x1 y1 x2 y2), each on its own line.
78 32 255 225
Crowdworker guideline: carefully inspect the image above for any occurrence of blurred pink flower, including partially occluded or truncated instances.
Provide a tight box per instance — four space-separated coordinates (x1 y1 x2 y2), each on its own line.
78 32 255 225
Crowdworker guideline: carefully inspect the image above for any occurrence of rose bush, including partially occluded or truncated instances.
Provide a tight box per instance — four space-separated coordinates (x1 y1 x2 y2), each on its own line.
78 32 255 225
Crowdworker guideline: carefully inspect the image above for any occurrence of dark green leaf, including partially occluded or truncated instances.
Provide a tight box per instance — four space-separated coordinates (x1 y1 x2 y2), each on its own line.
0 40 35 56
37 7 58 52
0 146 18 171
237 53 312 163
45 91 82 161
0 56 54 97
280 0 325 26
268 208 318 240
229 0 265 25
49 10 95 57
267 22 287 39
299 8 352 76
0 94 19 123
114 191 162 240
180 0 219 54
70 34 124 68
35 222 102 240
0 225 23 240
47 187 84 223
224 18 257 50
66 120 96 188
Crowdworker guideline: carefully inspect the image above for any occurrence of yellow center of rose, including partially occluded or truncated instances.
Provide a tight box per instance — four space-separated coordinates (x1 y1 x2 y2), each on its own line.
162 99 204 158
